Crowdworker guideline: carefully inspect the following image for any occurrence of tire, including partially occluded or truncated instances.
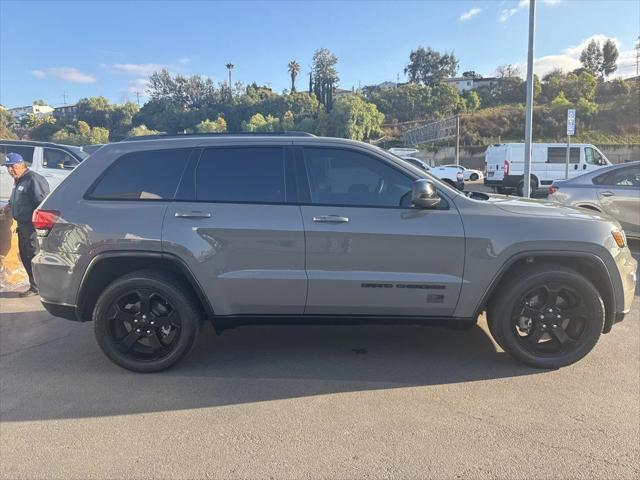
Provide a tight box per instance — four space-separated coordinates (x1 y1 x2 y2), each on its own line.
470 173 479 181
516 177 537 197
487 264 604 369
93 269 202 373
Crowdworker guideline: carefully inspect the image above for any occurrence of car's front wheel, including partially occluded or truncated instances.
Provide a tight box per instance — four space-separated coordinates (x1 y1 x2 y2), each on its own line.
93 270 202 373
487 264 604 369
470 173 479 181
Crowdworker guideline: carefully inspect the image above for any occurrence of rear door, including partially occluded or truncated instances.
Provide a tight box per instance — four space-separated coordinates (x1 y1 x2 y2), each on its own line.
162 145 306 316
298 146 465 317
596 164 640 236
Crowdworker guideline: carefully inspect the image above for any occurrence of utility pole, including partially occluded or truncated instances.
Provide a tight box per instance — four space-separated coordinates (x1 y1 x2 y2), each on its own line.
523 0 536 198
455 114 460 166
62 92 68 106
135 91 141 106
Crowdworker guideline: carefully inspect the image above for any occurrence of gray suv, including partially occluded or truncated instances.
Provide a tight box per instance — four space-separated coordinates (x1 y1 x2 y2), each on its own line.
32 134 637 372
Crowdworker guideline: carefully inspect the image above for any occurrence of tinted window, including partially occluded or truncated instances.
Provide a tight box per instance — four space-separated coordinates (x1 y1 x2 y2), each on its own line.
601 166 640 187
303 147 413 207
1 145 34 166
43 148 79 170
196 147 285 203
548 147 579 164
89 149 190 200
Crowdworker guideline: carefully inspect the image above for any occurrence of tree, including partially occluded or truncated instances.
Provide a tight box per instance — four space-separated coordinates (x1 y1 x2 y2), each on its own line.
405 46 458 86
462 71 482 79
312 48 339 110
128 124 161 136
195 117 227 133
0 106 18 139
464 90 481 112
601 39 619 78
326 96 384 141
550 92 573 113
33 99 47 106
288 60 301 93
580 39 604 77
26 115 59 141
51 121 109 145
496 64 520 78
241 113 280 132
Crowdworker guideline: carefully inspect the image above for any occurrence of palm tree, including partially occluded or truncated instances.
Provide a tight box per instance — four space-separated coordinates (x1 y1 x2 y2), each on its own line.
288 60 300 93
225 63 234 97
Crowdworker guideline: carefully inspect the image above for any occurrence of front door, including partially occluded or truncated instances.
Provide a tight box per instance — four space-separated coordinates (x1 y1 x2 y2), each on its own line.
162 145 307 316
298 146 465 317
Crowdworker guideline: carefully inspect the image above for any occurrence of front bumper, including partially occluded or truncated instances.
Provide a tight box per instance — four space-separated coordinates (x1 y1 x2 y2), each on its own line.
41 300 80 321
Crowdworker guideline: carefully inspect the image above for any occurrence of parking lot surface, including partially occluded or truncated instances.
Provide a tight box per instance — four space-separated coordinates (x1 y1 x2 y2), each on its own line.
1 239 638 479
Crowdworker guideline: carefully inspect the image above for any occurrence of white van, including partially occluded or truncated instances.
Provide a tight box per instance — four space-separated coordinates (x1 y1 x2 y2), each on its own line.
484 143 610 196
0 141 88 200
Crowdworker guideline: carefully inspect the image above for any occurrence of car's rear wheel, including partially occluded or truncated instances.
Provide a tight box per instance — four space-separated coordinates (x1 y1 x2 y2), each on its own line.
93 270 201 373
487 264 604 369
470 173 479 181
516 177 538 197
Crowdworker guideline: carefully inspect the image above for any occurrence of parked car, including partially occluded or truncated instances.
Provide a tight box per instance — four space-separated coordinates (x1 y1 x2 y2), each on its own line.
442 164 484 181
0 140 88 200
484 143 610 196
33 133 636 373
549 161 640 238
389 150 464 190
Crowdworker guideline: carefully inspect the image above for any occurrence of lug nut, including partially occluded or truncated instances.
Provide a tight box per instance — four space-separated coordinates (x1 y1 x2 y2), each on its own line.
542 324 547 328
142 315 146 319
552 324 557 328
150 321 155 325
135 329 140 333
146 330 151 334
539 314 545 319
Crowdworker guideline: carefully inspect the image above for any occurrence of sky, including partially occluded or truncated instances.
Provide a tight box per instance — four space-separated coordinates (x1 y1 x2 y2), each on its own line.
1 0 638 108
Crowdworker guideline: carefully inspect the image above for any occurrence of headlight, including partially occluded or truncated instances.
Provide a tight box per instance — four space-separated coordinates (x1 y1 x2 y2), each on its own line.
456 172 463 181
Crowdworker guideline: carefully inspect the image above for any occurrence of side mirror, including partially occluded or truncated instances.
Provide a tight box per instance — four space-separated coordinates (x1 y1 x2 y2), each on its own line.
411 179 440 209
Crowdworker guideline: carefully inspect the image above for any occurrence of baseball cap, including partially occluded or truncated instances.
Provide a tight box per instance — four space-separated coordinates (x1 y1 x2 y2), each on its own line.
4 152 24 166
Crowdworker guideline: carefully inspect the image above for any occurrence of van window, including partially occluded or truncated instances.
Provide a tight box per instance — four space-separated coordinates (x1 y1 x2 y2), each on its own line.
1 145 34 166
88 149 191 200
43 148 80 170
585 147 605 166
547 147 579 164
196 147 286 204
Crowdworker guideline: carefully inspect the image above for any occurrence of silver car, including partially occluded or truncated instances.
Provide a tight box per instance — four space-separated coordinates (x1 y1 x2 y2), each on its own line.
548 161 640 238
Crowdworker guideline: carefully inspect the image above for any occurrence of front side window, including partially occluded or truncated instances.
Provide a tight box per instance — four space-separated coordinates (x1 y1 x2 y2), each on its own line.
43 148 80 170
585 147 605 166
196 147 286 203
303 147 413 207
88 148 191 200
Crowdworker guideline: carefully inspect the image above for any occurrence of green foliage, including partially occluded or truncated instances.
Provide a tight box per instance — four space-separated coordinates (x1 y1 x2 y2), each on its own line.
288 60 301 93
576 97 598 123
405 46 458 86
195 117 227 133
596 78 630 101
326 96 384 141
430 83 465 115
464 90 481 112
75 97 139 140
312 48 339 110
550 92 573 113
27 115 59 141
580 38 619 78
0 106 18 139
601 39 619 78
51 121 109 145
241 113 280 132
127 124 161 137
32 99 47 106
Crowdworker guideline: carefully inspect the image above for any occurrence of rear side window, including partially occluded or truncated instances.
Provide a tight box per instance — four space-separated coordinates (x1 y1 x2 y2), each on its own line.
1 145 34 166
88 149 191 200
196 147 285 203
595 165 640 187
547 147 579 164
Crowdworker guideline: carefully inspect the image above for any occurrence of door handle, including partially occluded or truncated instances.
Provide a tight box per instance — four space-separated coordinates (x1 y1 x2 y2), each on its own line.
583 164 587 170
174 211 212 219
312 215 349 223
600 191 615 197
574 164 578 170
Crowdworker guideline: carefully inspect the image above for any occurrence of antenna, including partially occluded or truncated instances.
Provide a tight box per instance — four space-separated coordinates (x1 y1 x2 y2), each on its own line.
62 92 68 106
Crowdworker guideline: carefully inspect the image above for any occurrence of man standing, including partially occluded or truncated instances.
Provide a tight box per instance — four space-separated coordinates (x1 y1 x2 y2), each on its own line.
5 152 50 297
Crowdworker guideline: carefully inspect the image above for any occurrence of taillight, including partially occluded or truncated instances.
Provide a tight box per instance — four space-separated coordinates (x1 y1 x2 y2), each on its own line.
548 186 559 195
32 209 60 234
503 160 510 175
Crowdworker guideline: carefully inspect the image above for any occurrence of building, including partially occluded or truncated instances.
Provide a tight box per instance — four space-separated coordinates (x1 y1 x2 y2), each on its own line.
442 77 502 93
7 104 54 120
54 104 78 121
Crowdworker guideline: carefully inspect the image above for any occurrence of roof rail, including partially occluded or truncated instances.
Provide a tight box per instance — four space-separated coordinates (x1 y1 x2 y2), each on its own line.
121 131 316 142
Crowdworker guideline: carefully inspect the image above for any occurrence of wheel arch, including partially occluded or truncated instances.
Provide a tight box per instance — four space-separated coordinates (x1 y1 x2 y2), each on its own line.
76 251 214 321
478 252 617 333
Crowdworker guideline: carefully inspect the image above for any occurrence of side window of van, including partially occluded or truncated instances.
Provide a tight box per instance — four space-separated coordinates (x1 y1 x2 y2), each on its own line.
548 147 579 164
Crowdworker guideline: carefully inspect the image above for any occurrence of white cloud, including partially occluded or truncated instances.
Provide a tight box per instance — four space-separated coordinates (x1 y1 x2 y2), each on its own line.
111 63 168 76
126 78 150 96
178 57 191 65
499 0 561 22
459 7 481 22
514 34 636 79
31 67 96 83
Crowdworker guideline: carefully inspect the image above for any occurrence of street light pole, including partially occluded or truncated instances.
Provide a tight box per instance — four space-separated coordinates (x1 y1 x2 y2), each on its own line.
523 0 536 198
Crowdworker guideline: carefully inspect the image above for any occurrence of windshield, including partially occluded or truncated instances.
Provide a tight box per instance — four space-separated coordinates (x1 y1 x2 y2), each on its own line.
66 146 90 160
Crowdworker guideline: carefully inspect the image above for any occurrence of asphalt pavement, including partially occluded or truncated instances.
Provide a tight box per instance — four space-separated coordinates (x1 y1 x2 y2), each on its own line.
0 225 638 479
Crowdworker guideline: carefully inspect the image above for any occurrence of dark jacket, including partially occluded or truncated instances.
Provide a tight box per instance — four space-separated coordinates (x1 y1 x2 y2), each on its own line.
9 169 50 224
